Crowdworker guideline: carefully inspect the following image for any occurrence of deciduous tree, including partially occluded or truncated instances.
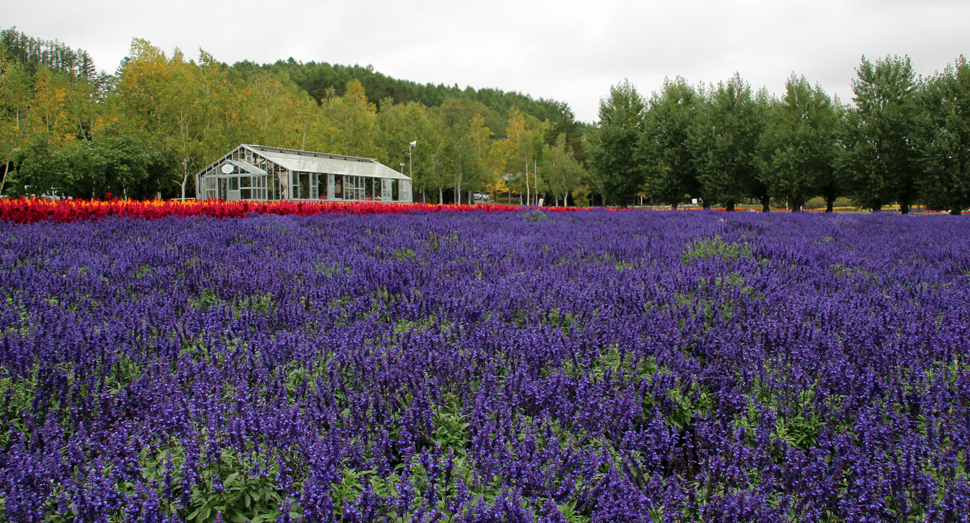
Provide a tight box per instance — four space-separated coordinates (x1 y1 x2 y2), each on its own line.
917 56 970 214
757 75 839 211
837 55 920 212
0 50 35 195
638 77 700 208
688 74 766 211
541 134 585 206
589 79 645 206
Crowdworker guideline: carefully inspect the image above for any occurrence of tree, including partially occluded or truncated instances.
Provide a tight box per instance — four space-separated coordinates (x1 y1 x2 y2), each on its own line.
589 79 646 206
462 114 495 199
757 75 839 211
60 131 174 199
638 77 700 208
438 113 492 204
545 104 587 166
916 56 970 214
26 67 78 147
503 107 544 205
541 134 585 206
7 134 67 197
318 80 381 158
837 55 920 212
0 50 35 195
111 39 171 134
162 48 207 200
375 100 438 202
689 74 766 211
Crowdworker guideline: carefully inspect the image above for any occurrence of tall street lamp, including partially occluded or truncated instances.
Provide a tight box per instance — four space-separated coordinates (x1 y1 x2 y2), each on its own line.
409 141 416 180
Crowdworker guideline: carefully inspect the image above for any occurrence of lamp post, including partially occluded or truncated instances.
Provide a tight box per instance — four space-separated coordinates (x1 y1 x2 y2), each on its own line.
409 141 416 180
400 162 405 174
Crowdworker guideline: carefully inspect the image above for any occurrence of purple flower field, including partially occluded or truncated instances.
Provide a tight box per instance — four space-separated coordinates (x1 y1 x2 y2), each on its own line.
1 210 969 522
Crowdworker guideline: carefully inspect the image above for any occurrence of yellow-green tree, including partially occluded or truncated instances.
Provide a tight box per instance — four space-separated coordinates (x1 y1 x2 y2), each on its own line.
110 39 170 133
248 71 300 149
319 80 380 158
27 68 77 147
162 48 207 199
541 134 586 206
376 99 439 201
503 107 545 205
0 50 35 194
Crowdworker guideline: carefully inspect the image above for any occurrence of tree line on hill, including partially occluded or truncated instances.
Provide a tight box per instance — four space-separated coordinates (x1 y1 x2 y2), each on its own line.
241 59 575 132
5 25 970 213
0 28 97 81
0 28 587 205
590 54 970 214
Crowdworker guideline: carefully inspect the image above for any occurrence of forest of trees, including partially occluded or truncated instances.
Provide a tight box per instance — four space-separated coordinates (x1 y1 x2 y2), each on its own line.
0 28 587 205
4 25 970 213
590 54 970 214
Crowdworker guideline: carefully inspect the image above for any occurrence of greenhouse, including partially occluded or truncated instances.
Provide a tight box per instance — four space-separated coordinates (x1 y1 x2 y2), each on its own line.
195 144 413 203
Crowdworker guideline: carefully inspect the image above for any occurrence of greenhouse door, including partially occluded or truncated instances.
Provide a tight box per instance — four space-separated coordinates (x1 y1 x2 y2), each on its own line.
382 179 393 201
310 173 320 199
227 177 240 201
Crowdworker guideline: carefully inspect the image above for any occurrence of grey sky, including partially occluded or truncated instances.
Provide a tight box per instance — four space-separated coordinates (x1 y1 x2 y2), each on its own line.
5 0 969 123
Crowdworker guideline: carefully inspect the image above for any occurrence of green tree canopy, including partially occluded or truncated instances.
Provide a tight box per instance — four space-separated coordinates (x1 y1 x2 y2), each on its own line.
589 79 646 206
689 74 766 211
757 75 839 211
638 76 701 208
917 55 970 215
838 55 920 212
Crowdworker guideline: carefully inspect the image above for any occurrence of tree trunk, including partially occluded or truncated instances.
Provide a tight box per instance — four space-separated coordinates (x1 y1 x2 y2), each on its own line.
525 171 530 206
762 197 770 213
0 151 14 197
820 182 837 212
532 156 539 208
439 187 443 205
726 201 735 212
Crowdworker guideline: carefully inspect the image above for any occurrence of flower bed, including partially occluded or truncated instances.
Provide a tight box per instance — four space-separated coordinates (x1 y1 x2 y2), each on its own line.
0 198 585 224
1 210 968 521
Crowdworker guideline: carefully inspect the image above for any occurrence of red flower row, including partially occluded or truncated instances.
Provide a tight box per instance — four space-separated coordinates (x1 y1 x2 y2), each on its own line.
0 199 586 224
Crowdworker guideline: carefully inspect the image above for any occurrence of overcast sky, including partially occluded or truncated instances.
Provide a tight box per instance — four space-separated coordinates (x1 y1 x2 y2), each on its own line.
5 0 969 123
